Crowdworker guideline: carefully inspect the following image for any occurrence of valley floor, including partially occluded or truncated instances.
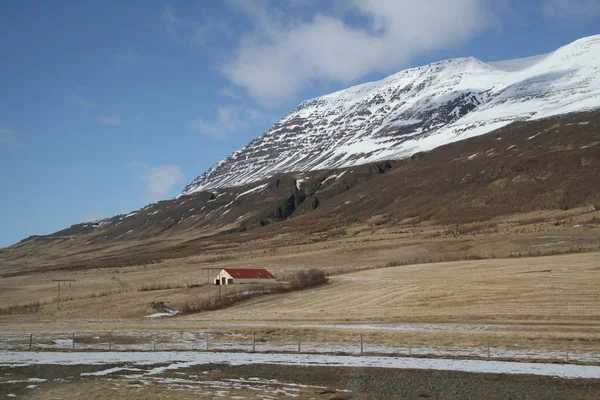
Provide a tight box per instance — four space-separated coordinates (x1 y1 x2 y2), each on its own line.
1 251 600 367
1 209 600 398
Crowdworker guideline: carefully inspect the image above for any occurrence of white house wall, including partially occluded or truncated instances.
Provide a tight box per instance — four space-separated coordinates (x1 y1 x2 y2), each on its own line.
214 270 233 285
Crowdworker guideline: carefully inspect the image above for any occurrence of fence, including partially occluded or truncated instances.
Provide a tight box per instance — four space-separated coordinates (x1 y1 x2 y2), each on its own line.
1 330 599 364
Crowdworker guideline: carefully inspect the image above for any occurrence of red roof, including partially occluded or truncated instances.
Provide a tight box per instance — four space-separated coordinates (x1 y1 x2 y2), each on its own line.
224 268 275 280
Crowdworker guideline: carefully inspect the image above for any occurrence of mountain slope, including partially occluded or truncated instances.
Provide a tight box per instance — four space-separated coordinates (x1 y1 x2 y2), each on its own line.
3 110 599 275
182 35 600 195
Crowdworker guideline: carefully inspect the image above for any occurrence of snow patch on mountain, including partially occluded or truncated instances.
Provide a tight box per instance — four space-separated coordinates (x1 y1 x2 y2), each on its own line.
182 35 600 195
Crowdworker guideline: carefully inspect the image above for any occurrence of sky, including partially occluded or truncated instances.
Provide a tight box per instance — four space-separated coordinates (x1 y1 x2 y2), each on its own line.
1 0 599 247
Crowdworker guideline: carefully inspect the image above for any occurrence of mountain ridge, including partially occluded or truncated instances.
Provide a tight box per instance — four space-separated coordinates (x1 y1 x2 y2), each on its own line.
3 110 599 275
182 34 600 195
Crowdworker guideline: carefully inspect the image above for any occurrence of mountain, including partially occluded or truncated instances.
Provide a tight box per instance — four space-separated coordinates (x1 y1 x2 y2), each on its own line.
3 36 600 276
182 35 600 195
3 110 599 276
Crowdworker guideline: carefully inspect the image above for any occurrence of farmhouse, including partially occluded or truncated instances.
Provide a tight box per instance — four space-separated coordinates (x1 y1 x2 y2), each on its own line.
213 268 276 285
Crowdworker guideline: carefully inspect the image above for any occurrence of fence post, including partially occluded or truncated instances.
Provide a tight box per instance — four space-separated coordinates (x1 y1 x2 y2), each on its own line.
298 336 301 352
486 337 490 358
409 335 412 356
29 334 32 350
566 343 569 361
72 333 75 350
108 332 112 351
206 335 209 351
153 337 156 351
252 332 256 352
360 334 363 354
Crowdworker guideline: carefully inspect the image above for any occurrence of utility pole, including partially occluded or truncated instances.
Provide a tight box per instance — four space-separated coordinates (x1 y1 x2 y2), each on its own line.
360 334 363 354
53 279 75 310
200 268 223 304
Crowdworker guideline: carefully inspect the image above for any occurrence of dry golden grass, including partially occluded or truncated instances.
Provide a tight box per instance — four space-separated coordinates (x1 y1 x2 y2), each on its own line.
0 208 599 322
186 252 600 324
2 252 598 356
1 208 599 359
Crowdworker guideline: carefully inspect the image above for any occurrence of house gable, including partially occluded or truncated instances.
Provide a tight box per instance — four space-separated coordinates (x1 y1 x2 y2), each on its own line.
223 268 275 280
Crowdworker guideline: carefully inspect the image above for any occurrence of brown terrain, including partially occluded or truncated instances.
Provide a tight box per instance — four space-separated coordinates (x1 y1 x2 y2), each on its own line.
3 363 600 399
1 110 599 276
1 111 599 398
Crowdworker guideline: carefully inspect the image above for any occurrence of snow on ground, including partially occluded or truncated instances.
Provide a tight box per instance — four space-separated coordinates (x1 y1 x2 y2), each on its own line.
52 339 73 347
2 328 599 363
234 183 268 200
81 366 143 376
0 363 337 398
145 309 181 319
322 170 348 185
181 35 600 194
0 378 47 384
295 178 306 190
143 313 174 319
487 53 549 72
2 351 599 379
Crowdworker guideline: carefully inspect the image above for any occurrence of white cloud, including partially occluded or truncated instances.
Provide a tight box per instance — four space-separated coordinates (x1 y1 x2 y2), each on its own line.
190 106 263 137
68 94 96 110
543 0 600 18
97 115 123 126
222 0 494 104
128 162 185 202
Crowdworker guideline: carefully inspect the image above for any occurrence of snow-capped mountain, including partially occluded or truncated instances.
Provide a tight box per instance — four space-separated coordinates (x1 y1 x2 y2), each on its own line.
182 35 600 196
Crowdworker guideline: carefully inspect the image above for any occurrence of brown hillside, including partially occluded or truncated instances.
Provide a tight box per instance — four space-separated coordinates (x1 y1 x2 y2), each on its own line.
1 110 599 275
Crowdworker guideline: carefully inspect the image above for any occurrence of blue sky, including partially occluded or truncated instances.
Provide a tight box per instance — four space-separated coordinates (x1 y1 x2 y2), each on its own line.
1 0 599 247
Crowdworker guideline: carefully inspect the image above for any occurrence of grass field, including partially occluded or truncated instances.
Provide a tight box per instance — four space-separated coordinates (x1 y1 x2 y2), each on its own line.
1 252 599 362
195 252 600 324
1 208 599 364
